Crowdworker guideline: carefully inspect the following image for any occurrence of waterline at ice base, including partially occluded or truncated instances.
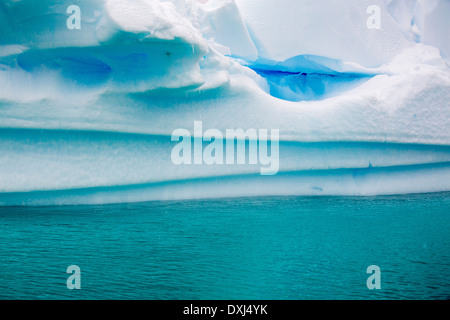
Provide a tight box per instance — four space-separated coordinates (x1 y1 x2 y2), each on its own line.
1 0 450 205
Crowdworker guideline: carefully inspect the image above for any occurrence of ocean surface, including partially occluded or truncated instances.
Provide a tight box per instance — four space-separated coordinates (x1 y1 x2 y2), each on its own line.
0 193 449 300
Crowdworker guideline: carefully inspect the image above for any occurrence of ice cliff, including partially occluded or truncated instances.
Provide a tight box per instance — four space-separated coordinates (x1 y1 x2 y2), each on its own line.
0 0 449 205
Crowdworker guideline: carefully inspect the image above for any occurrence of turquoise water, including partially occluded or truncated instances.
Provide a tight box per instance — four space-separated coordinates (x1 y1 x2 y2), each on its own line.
0 193 449 300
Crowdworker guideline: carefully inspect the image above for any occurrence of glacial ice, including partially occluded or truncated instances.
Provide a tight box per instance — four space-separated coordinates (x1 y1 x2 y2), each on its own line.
0 0 449 205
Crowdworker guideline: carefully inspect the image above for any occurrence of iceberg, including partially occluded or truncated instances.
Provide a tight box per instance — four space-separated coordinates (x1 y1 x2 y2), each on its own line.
0 0 449 205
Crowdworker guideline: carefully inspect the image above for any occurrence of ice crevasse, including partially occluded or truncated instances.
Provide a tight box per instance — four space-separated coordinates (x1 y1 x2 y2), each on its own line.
0 0 450 205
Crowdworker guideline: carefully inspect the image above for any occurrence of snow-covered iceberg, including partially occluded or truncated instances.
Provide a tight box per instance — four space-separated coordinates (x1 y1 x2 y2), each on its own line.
0 0 449 205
